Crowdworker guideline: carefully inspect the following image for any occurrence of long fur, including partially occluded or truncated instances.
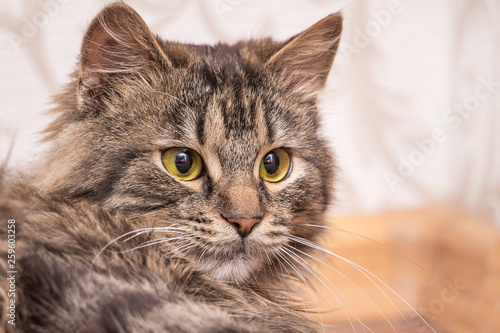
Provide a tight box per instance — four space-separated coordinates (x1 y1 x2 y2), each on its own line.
0 3 342 332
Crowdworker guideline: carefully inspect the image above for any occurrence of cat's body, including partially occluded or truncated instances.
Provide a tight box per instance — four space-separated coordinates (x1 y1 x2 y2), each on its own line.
0 3 342 332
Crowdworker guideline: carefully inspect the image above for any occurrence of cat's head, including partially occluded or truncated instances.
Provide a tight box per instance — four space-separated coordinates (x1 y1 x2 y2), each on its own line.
41 3 342 283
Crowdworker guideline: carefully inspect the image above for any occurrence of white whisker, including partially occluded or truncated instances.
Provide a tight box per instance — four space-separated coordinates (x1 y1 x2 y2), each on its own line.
162 241 198 259
277 251 326 333
284 244 372 333
291 247 397 333
288 235 405 331
120 235 192 254
274 252 315 333
197 247 209 266
92 227 170 266
299 222 436 278
287 235 436 333
121 225 184 243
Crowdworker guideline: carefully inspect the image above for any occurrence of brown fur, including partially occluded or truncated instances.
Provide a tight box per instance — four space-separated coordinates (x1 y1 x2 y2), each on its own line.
0 3 342 332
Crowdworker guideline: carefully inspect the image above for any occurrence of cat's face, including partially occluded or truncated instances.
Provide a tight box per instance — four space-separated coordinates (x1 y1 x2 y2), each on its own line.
41 4 342 283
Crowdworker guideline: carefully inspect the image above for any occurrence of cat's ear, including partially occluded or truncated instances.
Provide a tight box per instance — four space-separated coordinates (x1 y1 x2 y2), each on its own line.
79 3 169 85
266 13 343 99
77 3 172 110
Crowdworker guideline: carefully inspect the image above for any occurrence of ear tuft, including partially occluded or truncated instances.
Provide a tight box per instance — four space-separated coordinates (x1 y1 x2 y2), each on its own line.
79 3 169 87
266 13 343 99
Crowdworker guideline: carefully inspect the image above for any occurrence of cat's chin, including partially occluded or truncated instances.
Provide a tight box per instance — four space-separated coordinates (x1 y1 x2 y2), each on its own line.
198 255 262 284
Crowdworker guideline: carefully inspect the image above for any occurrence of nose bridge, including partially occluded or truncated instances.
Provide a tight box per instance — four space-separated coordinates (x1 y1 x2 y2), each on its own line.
222 179 262 219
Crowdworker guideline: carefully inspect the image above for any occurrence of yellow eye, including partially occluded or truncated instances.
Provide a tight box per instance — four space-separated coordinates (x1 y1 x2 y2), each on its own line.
259 148 291 182
162 148 203 181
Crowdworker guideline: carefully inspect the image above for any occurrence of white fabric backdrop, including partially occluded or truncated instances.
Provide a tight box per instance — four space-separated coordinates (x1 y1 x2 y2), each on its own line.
1 0 499 225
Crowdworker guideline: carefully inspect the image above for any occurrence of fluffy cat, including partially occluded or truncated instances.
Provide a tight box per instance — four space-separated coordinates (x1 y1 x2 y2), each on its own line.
0 3 342 332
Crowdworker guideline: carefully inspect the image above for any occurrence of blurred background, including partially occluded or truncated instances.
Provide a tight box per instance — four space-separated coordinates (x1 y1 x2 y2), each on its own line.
0 0 499 332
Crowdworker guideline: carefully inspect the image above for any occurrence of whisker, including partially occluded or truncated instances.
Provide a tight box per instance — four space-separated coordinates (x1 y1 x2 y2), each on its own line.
152 90 195 114
119 235 191 254
273 253 311 333
288 235 405 330
277 251 326 333
162 241 198 259
249 268 262 289
288 239 400 329
196 247 209 266
92 227 171 266
282 246 364 333
122 227 185 243
271 253 291 303
298 222 436 278
287 235 436 333
285 244 373 333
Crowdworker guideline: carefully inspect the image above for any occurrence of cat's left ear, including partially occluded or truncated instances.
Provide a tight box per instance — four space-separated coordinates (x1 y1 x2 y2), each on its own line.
266 13 343 99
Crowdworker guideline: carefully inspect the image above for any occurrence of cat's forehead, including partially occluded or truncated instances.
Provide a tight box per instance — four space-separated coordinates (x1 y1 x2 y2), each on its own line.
154 46 272 138
196 44 247 83
157 62 304 152
163 75 267 167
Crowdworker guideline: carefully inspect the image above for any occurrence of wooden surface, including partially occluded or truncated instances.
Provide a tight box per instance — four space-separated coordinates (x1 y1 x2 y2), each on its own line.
305 205 500 333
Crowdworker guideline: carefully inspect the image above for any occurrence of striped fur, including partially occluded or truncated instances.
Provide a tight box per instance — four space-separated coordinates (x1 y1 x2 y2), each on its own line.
0 3 342 332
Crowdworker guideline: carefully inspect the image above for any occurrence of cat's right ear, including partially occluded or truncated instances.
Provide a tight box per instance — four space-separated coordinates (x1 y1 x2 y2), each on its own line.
77 3 173 111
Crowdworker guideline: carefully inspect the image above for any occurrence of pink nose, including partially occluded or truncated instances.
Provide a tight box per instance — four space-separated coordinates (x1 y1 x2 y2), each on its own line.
226 218 261 238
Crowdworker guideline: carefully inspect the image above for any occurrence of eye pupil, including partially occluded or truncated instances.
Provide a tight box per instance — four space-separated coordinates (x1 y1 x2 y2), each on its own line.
175 152 193 174
263 152 280 175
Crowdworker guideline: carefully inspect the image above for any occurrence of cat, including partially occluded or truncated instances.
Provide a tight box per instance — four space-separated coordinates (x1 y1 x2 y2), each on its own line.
0 3 342 332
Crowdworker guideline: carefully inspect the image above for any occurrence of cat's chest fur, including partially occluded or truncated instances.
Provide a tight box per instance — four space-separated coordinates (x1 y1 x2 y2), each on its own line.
0 3 342 332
